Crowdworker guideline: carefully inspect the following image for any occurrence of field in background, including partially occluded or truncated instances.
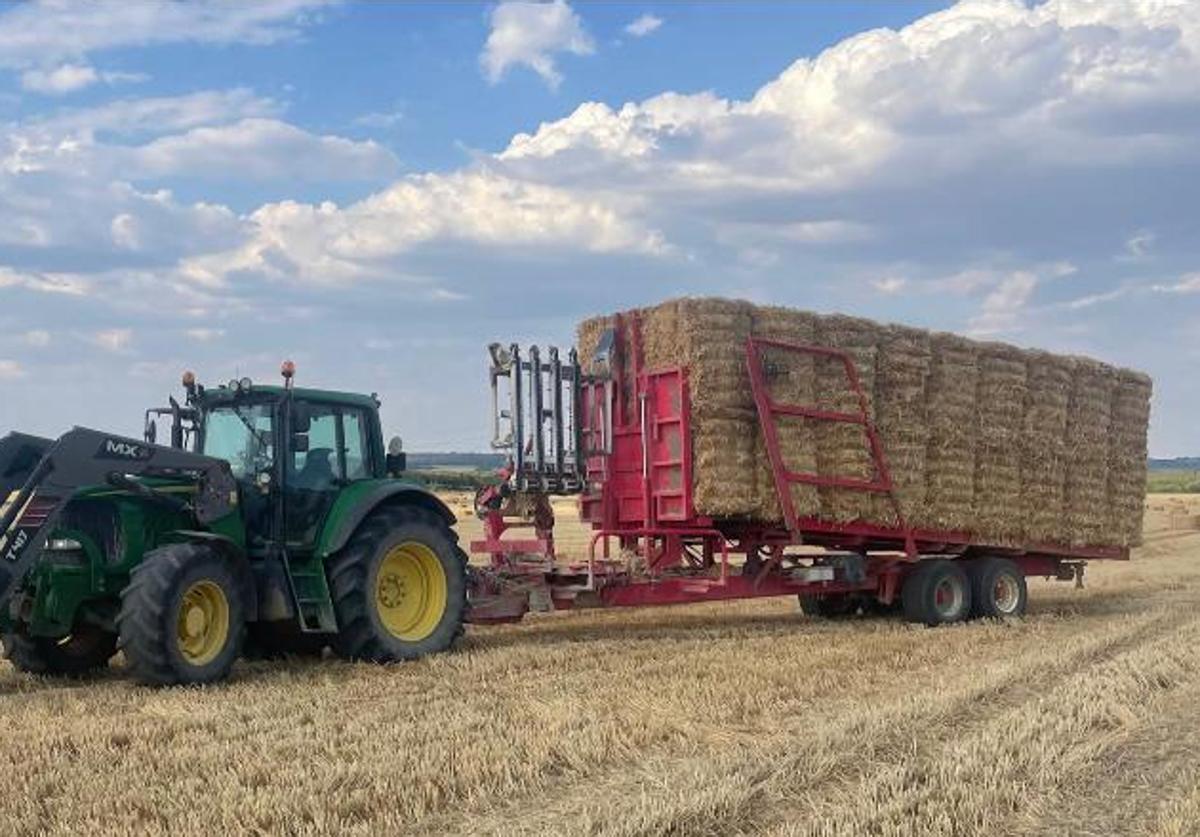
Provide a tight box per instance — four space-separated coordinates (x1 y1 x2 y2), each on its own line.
2 497 1200 835
1148 469 1200 493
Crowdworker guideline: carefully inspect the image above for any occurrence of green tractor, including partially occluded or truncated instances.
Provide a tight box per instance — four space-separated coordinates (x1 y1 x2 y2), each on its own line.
0 364 467 685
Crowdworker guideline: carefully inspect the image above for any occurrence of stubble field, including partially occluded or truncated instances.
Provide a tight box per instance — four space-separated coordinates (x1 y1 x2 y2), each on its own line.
1 494 1199 836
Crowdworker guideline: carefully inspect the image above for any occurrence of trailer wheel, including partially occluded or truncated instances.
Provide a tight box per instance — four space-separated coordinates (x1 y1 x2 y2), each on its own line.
969 557 1027 619
2 623 117 677
328 505 467 663
902 560 971 626
798 594 860 619
117 543 246 686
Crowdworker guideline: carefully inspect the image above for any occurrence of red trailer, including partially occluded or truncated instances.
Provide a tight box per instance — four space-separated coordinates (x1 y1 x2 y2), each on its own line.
467 313 1122 627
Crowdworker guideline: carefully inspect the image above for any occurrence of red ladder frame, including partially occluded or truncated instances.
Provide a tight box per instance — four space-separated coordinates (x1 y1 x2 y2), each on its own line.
745 336 916 557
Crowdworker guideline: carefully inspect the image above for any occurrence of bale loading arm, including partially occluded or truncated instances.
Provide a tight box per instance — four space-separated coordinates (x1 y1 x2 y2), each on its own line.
0 427 238 611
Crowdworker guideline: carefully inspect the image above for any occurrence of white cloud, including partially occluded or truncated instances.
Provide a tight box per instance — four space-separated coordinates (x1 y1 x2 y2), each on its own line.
1124 229 1156 260
0 360 24 380
22 330 50 348
185 328 226 342
0 266 90 295
872 276 908 294
181 169 667 286
129 118 398 182
481 0 594 88
968 270 1039 335
20 63 98 94
92 329 133 353
624 14 663 38
1152 273 1200 294
0 1 333 69
353 110 404 129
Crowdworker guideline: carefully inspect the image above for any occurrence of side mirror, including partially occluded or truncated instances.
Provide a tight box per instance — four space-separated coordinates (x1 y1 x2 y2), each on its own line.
386 435 406 475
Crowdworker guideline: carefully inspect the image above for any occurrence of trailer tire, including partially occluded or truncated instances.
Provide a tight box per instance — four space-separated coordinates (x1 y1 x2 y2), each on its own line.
902 560 971 626
798 594 860 619
328 505 467 663
118 543 246 686
968 557 1027 619
2 624 117 677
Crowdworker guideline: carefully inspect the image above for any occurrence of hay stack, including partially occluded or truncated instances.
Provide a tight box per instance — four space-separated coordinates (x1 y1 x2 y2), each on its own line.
872 325 931 527
750 306 820 520
973 344 1028 544
1107 369 1152 547
813 315 881 523
920 334 978 532
1021 353 1073 543
576 297 1151 549
1065 359 1115 547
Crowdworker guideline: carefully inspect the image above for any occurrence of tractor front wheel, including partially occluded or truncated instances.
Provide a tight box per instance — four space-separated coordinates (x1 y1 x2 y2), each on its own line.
328 505 467 663
2 623 117 678
117 543 246 686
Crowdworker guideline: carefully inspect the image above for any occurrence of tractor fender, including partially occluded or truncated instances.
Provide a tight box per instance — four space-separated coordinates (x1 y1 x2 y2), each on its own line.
316 482 457 560
170 530 258 623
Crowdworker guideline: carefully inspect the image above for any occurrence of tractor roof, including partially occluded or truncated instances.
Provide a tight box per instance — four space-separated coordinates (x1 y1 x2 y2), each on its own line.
198 384 379 410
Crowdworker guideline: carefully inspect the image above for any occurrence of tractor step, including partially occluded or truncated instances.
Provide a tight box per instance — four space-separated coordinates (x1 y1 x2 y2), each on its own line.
283 556 338 633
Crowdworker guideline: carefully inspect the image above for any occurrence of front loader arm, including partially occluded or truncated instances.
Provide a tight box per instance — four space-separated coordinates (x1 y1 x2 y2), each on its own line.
0 427 238 611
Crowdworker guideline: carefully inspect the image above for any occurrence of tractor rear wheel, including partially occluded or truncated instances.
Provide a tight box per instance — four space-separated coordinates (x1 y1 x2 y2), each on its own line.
2 623 117 677
118 543 246 686
328 505 467 663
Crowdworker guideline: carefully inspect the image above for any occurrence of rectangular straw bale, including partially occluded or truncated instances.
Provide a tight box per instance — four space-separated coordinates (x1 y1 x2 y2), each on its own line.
872 325 931 527
749 306 820 521
1021 352 1072 543
972 344 1029 544
676 299 758 517
813 314 881 523
920 334 977 531
1065 359 1115 546
1107 369 1152 547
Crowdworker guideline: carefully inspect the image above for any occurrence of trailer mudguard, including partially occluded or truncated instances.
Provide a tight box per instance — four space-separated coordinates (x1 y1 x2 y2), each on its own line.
316 481 456 559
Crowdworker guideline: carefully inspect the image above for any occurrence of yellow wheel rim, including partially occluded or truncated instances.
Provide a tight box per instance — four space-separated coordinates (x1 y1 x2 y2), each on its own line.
176 580 230 666
375 542 448 642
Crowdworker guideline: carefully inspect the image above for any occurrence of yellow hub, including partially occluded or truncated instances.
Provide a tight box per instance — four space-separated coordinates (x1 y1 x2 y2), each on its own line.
176 580 230 666
375 542 447 642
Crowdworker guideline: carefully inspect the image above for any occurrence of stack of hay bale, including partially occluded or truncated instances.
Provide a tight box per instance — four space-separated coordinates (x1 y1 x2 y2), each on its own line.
577 297 1152 549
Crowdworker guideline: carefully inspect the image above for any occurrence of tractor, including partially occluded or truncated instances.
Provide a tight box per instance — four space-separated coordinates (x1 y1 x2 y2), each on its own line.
0 363 467 685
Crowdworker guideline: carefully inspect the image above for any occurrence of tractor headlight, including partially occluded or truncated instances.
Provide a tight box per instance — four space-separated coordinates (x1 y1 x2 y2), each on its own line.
46 538 83 551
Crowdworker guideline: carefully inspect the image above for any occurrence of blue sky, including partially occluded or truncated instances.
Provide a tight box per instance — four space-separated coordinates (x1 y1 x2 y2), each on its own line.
0 0 1197 456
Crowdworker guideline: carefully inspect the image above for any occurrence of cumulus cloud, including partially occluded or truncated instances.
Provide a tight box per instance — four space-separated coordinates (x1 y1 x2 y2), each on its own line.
624 14 663 38
968 270 1039 335
481 0 594 88
180 169 667 286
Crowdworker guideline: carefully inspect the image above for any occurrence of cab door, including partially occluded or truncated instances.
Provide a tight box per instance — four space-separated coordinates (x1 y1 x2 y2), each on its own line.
283 403 374 546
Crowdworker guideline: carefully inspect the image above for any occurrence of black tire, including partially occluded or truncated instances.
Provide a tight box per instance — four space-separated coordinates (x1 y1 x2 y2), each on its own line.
901 559 972 626
328 505 467 663
2 624 117 678
798 593 861 619
117 543 246 686
244 619 327 660
968 557 1028 619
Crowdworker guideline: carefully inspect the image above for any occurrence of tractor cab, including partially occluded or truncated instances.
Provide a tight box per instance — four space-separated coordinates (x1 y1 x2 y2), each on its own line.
143 363 408 554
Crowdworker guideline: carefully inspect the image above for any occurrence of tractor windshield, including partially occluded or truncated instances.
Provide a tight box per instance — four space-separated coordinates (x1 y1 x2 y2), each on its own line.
202 404 275 480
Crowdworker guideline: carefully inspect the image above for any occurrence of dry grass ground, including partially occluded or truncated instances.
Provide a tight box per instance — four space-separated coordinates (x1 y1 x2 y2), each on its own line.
2 495 1200 836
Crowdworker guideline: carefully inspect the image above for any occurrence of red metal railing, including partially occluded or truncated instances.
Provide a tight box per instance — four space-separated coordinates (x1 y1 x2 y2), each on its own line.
745 336 916 557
